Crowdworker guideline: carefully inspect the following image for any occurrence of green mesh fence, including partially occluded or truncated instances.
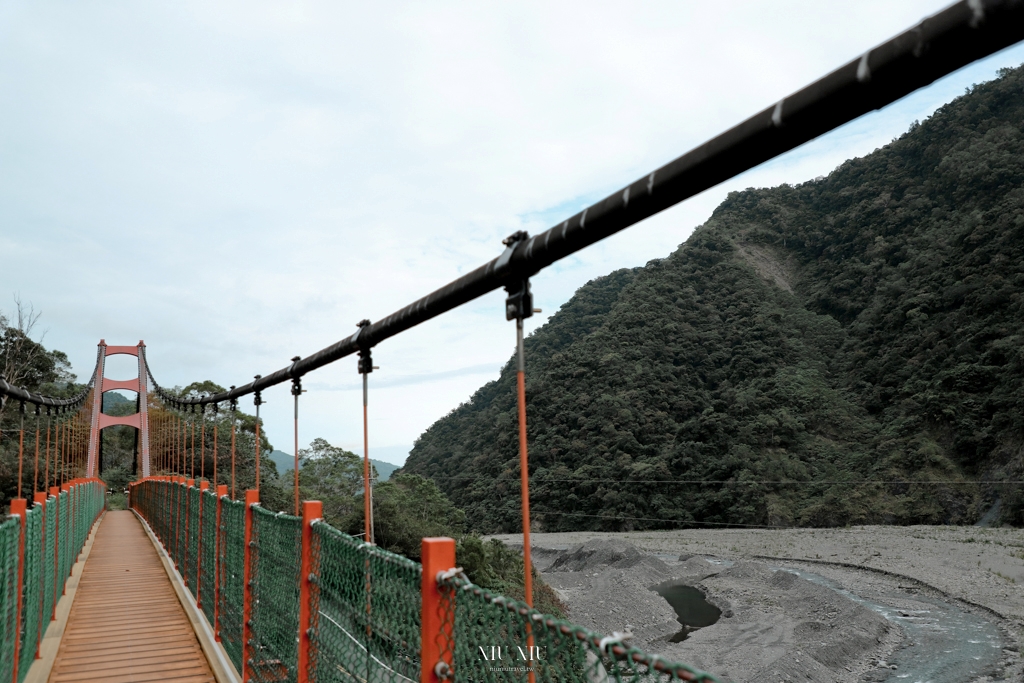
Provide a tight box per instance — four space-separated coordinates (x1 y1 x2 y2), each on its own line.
200 489 217 626
75 489 82 552
308 522 422 683
42 497 55 634
0 516 19 683
74 488 82 554
65 490 73 581
175 484 187 571
79 487 89 548
17 505 42 683
130 479 715 683
186 487 201 599
166 484 176 564
58 492 69 588
0 481 103 683
154 482 168 545
438 576 717 683
69 489 77 566
250 506 303 683
219 496 246 674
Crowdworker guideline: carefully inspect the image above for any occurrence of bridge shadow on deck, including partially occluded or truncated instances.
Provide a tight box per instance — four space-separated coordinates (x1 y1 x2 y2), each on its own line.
48 510 215 683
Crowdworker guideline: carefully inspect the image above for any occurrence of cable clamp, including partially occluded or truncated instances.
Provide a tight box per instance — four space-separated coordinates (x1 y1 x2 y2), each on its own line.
495 230 528 275
436 567 465 584
434 661 452 680
500 232 535 321
354 320 375 374
598 631 633 654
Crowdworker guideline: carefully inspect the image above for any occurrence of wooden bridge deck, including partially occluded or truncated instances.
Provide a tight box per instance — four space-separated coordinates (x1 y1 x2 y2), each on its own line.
48 510 215 683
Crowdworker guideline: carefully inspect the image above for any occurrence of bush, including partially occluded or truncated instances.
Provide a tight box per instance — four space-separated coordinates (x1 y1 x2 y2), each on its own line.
348 473 565 617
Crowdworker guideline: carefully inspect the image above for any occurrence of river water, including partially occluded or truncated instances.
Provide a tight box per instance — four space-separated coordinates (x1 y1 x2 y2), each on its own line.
778 566 1004 683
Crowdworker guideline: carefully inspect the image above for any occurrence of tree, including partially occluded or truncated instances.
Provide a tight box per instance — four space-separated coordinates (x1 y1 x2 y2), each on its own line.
347 473 465 559
0 299 82 508
0 297 77 421
297 438 364 526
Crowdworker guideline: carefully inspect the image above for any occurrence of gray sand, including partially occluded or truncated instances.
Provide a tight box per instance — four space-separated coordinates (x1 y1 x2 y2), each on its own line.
489 526 1024 682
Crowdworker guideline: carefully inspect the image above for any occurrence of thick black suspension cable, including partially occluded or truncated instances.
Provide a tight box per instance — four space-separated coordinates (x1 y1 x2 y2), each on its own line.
0 351 101 410
145 0 1024 408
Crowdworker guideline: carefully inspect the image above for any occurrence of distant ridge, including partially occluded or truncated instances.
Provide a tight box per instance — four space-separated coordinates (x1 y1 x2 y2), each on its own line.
267 450 399 482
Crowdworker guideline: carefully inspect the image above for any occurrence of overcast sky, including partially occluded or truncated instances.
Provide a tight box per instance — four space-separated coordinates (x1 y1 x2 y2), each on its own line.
2 1 1023 465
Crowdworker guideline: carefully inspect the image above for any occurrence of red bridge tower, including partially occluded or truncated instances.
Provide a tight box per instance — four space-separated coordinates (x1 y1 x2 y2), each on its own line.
85 340 151 477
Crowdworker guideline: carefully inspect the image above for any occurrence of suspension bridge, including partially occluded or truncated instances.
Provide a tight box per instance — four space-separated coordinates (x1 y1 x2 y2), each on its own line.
1 2 1023 681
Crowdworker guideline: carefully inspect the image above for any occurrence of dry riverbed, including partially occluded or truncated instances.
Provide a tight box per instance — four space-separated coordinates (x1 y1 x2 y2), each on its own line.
489 526 1024 683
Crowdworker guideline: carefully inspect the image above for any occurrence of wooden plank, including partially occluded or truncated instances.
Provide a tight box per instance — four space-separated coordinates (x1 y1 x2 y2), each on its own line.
48 510 216 683
55 646 205 666
60 630 198 646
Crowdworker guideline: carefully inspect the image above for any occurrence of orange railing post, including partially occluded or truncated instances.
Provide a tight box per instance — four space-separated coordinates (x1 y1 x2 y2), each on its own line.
10 498 27 683
197 480 209 608
298 500 322 683
214 484 227 643
421 537 456 683
241 488 259 683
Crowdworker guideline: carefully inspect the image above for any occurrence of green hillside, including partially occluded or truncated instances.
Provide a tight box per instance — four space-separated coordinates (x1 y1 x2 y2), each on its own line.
404 65 1024 532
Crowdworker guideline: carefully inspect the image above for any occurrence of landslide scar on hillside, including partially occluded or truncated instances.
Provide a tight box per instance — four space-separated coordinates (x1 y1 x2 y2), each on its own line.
734 240 798 294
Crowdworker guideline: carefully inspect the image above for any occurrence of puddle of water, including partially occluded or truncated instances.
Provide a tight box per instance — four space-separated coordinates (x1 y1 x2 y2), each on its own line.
776 567 1003 683
649 581 721 642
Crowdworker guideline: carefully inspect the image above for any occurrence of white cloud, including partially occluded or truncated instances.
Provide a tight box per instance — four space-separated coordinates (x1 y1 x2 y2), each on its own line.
2 1 1022 466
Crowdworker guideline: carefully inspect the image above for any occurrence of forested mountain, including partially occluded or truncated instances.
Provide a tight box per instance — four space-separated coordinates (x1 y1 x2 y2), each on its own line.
404 64 1024 531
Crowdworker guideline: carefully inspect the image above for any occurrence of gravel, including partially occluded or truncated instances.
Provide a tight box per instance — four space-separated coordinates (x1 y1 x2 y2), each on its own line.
489 525 1024 683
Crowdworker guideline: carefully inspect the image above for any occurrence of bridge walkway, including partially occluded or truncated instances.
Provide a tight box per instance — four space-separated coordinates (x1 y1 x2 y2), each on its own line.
47 510 215 683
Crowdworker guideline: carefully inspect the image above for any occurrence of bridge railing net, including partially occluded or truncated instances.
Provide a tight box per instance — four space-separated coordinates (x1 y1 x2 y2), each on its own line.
1 515 19 683
308 520 422 683
175 483 187 575
41 497 56 648
219 496 246 673
438 575 716 683
0 480 105 683
130 478 714 683
57 491 69 590
250 506 303 683
186 486 201 600
200 489 217 627
17 504 42 683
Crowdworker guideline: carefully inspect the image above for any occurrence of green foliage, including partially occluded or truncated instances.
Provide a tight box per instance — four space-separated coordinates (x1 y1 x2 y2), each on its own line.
457 536 565 617
99 393 140 483
0 325 76 396
107 491 128 510
298 438 365 526
406 63 1024 530
0 302 84 507
345 472 565 617
153 382 281 504
347 473 466 557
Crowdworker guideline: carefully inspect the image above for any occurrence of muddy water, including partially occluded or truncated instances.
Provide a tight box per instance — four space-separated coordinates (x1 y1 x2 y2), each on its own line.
779 567 1004 683
649 582 721 642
